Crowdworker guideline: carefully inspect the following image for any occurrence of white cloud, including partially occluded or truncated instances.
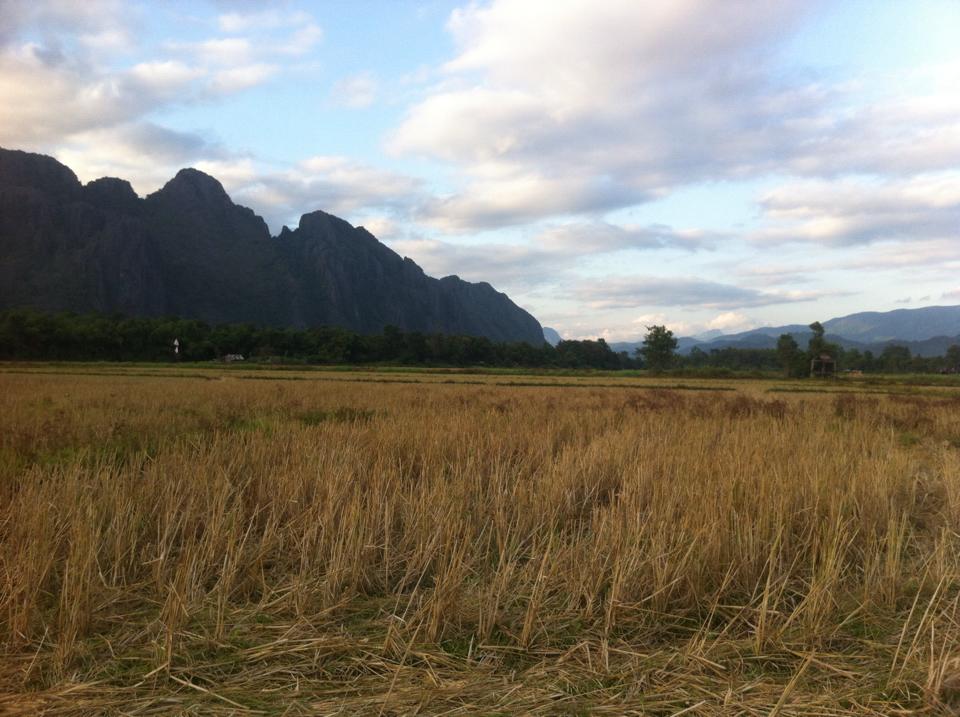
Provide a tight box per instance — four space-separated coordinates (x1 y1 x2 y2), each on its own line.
629 314 698 337
52 122 230 195
283 23 324 56
330 72 378 108
706 311 755 332
0 47 207 147
0 2 323 194
215 8 322 54
128 60 205 92
388 0 960 232
211 63 278 93
218 9 310 33
225 156 425 231
752 173 960 246
186 37 253 66
388 0 824 229
417 170 647 232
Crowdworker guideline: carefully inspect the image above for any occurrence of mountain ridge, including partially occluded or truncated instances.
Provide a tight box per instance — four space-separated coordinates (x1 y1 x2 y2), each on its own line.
0 148 544 344
610 305 960 358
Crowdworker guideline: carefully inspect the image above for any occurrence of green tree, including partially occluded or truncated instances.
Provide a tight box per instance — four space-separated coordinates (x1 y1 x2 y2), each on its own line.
776 333 800 377
880 344 912 372
807 321 827 356
638 325 678 372
806 320 841 375
946 344 960 371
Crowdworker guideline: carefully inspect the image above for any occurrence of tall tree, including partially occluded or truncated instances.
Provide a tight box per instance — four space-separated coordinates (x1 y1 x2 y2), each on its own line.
638 325 678 372
807 321 827 356
776 333 800 377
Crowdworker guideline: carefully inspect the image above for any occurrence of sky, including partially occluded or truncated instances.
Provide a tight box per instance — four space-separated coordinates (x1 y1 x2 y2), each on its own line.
1 0 959 341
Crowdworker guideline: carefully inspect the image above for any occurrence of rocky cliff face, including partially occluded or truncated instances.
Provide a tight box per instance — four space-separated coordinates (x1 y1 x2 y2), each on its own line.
0 148 544 344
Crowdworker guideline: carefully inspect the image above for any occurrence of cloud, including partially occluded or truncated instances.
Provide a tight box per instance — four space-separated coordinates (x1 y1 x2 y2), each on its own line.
628 314 699 338
55 123 230 193
752 173 960 246
705 311 755 332
215 8 323 54
181 37 254 66
211 64 278 93
0 1 325 198
283 24 324 56
733 262 821 288
225 156 426 231
416 170 649 232
388 0 960 231
537 222 722 253
387 0 825 229
330 72 378 108
575 276 821 310
0 47 208 147
0 1 134 48
218 9 312 33
388 238 559 287
386 219 717 290
543 310 760 343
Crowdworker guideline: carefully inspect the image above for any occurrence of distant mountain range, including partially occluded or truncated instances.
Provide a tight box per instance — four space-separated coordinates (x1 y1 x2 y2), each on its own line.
0 148 544 344
609 306 960 358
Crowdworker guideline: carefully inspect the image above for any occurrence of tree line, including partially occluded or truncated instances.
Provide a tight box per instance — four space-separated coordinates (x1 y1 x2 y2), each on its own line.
640 321 960 375
0 310 631 369
1 310 957 374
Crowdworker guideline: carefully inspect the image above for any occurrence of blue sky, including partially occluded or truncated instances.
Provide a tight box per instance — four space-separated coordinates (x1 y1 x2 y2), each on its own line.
2 0 959 340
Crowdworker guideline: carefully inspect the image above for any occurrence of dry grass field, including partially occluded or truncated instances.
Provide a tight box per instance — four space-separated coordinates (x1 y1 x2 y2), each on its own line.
2 364 960 715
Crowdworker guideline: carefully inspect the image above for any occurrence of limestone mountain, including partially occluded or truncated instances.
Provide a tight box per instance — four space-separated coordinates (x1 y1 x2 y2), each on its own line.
0 148 544 344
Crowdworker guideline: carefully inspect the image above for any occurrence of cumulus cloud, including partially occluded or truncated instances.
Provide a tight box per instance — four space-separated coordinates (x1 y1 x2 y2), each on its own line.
387 0 824 229
58 122 228 190
387 0 960 231
705 311 755 332
225 156 425 231
628 314 699 338
0 1 325 197
0 48 209 147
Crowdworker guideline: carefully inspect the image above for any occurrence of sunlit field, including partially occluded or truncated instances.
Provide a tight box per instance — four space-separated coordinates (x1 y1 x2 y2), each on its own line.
2 364 960 715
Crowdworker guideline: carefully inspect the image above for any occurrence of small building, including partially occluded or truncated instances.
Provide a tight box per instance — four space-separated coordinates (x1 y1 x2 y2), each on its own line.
810 352 836 378
222 354 245 363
